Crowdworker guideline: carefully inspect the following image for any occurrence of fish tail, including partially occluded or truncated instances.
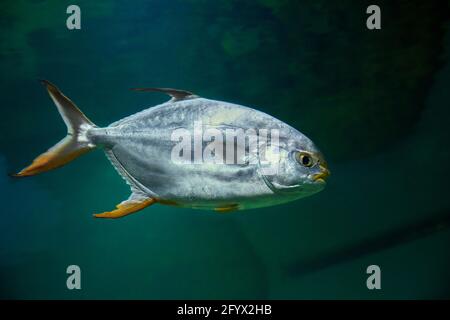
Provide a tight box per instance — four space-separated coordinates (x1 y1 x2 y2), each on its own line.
12 80 97 177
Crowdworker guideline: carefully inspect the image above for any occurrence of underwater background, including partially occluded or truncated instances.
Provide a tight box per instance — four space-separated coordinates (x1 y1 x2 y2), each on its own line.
1 0 450 299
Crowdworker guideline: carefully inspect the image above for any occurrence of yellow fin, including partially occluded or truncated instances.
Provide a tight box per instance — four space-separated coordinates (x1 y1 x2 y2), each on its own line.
214 204 239 213
93 198 156 219
13 137 91 177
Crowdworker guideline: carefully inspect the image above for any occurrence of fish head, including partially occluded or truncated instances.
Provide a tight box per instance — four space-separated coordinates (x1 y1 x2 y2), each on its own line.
259 131 330 197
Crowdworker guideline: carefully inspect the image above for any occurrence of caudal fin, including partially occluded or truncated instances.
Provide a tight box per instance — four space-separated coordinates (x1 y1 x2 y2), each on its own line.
12 80 97 177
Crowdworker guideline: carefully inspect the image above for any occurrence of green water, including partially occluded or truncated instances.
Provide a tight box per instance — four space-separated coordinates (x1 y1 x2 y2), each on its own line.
1 0 449 299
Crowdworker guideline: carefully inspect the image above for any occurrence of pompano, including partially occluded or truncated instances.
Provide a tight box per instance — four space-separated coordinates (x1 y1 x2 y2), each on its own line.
13 80 330 218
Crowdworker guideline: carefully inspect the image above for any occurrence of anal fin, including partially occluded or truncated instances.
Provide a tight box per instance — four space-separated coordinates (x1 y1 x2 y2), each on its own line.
94 194 156 219
214 204 239 213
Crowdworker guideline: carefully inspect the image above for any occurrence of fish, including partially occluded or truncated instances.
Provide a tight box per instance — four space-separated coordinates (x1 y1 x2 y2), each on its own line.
12 80 330 219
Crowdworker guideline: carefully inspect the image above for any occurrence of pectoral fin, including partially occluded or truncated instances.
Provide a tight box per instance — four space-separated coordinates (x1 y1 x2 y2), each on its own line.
93 194 156 219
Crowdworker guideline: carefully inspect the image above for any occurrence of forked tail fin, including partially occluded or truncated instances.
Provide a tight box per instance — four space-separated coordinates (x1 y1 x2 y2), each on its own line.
12 80 97 177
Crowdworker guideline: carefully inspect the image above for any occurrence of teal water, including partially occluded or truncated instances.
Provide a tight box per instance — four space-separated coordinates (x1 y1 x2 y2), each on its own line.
1 0 450 299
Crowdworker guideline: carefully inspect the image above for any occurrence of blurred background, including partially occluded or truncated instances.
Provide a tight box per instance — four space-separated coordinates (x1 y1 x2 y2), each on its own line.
0 0 449 299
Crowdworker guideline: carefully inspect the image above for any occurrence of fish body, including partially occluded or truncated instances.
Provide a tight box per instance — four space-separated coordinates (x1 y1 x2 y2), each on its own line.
14 81 330 218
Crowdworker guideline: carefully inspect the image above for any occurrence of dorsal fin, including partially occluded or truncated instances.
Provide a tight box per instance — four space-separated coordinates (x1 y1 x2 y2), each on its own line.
130 87 198 101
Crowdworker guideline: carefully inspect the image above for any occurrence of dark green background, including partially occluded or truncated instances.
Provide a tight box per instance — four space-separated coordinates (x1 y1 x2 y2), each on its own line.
1 0 449 299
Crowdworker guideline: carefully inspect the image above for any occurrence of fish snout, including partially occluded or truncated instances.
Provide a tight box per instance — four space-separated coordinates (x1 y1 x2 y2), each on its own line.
312 165 330 183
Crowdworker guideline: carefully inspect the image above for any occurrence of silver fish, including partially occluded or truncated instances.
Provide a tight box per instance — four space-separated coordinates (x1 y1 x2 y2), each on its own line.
13 80 330 218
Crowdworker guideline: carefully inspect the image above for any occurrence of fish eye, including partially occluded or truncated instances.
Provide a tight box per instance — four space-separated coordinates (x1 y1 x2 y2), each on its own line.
296 152 313 167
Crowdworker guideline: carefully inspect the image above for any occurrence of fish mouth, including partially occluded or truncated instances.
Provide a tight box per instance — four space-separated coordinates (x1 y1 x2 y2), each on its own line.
312 165 330 183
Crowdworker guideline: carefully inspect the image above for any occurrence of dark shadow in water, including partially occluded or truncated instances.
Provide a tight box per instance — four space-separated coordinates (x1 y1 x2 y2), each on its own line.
288 211 450 277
